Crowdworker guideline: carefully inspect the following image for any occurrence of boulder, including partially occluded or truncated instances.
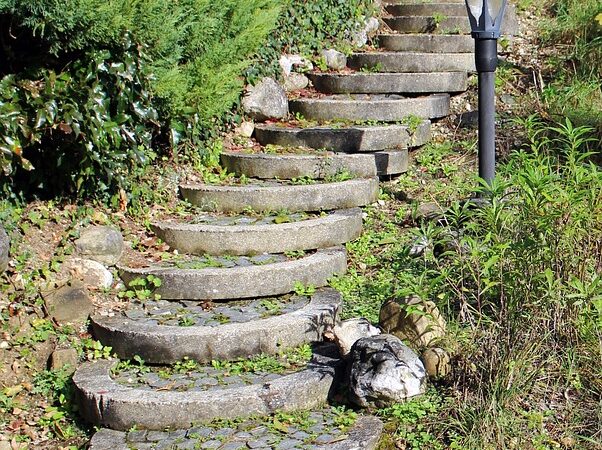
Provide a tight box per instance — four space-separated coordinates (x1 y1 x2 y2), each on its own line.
279 54 313 76
61 257 113 290
321 49 347 71
284 73 309 92
242 78 289 122
347 334 426 407
365 17 380 34
379 295 446 349
49 348 79 374
421 347 451 378
45 282 94 326
324 318 381 358
0 225 9 273
351 29 368 48
75 225 124 265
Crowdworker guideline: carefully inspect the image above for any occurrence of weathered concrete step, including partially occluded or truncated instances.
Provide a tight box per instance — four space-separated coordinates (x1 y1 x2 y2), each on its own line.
309 72 467 94
386 2 469 16
89 412 383 449
290 94 449 122
180 177 379 213
348 51 475 73
74 346 342 430
222 149 409 179
152 209 363 256
254 120 430 152
384 15 470 34
378 33 474 53
119 246 347 300
91 288 341 364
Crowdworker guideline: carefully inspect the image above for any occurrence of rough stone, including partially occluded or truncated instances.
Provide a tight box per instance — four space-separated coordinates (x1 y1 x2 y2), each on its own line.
235 121 255 138
180 177 379 214
91 288 342 364
152 209 362 256
347 334 426 408
379 295 447 349
49 348 79 374
378 33 474 53
309 72 468 94
242 78 288 121
0 226 8 273
75 225 124 265
119 247 347 301
364 17 380 34
321 49 347 71
422 347 451 378
278 54 313 76
289 94 450 122
325 318 381 358
60 257 113 290
45 282 94 325
350 29 368 48
348 52 475 73
283 72 309 92
254 121 431 153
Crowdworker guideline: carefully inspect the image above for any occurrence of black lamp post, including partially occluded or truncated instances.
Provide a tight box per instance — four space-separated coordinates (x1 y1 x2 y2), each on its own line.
465 0 507 186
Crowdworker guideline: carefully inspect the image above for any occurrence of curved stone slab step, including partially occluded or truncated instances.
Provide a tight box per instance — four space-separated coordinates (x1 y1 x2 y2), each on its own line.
89 414 383 449
180 177 379 213
91 288 341 364
378 33 474 53
290 94 449 122
221 150 409 179
254 121 431 152
74 347 342 430
309 72 467 94
152 209 363 256
384 15 470 34
119 246 347 300
348 51 475 73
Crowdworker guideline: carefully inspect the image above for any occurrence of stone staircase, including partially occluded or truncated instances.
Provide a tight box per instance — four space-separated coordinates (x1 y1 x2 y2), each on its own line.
72 1 516 449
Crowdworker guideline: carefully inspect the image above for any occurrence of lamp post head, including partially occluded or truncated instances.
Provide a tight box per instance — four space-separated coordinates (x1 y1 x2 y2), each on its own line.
465 0 507 39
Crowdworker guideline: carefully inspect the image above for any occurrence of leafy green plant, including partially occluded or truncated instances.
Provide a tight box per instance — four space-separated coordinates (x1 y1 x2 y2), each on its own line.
119 274 162 301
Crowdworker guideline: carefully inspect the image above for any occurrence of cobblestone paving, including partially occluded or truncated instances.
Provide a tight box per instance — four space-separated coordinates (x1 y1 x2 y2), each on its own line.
123 407 357 449
112 345 313 392
121 294 309 327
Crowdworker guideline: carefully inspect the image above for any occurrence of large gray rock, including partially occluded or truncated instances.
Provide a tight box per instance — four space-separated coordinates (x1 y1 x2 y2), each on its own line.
380 295 447 349
60 257 113 290
45 282 95 325
321 49 347 71
347 334 426 408
283 73 309 92
0 225 8 273
242 78 289 121
75 225 124 266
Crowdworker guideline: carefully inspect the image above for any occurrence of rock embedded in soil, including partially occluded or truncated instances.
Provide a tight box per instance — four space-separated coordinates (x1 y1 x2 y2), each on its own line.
49 348 79 374
421 347 451 378
379 295 447 349
347 334 426 408
284 72 309 92
242 77 289 121
75 225 124 266
60 257 113 290
45 282 95 325
0 225 8 273
325 317 381 358
321 49 347 70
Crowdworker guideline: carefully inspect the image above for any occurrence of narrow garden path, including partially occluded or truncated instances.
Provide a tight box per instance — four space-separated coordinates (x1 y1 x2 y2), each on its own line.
74 1 516 448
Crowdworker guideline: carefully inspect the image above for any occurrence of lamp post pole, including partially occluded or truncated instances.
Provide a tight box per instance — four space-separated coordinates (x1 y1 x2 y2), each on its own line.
464 0 507 188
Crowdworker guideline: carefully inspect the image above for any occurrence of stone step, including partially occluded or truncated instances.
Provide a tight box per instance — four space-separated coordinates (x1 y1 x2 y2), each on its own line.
348 51 475 73
377 33 474 53
386 2 468 16
74 345 343 430
290 94 449 122
254 120 431 152
151 209 363 256
180 177 379 213
221 149 409 179
119 246 347 301
384 0 463 3
89 410 383 449
309 72 467 94
384 15 469 34
91 288 341 364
